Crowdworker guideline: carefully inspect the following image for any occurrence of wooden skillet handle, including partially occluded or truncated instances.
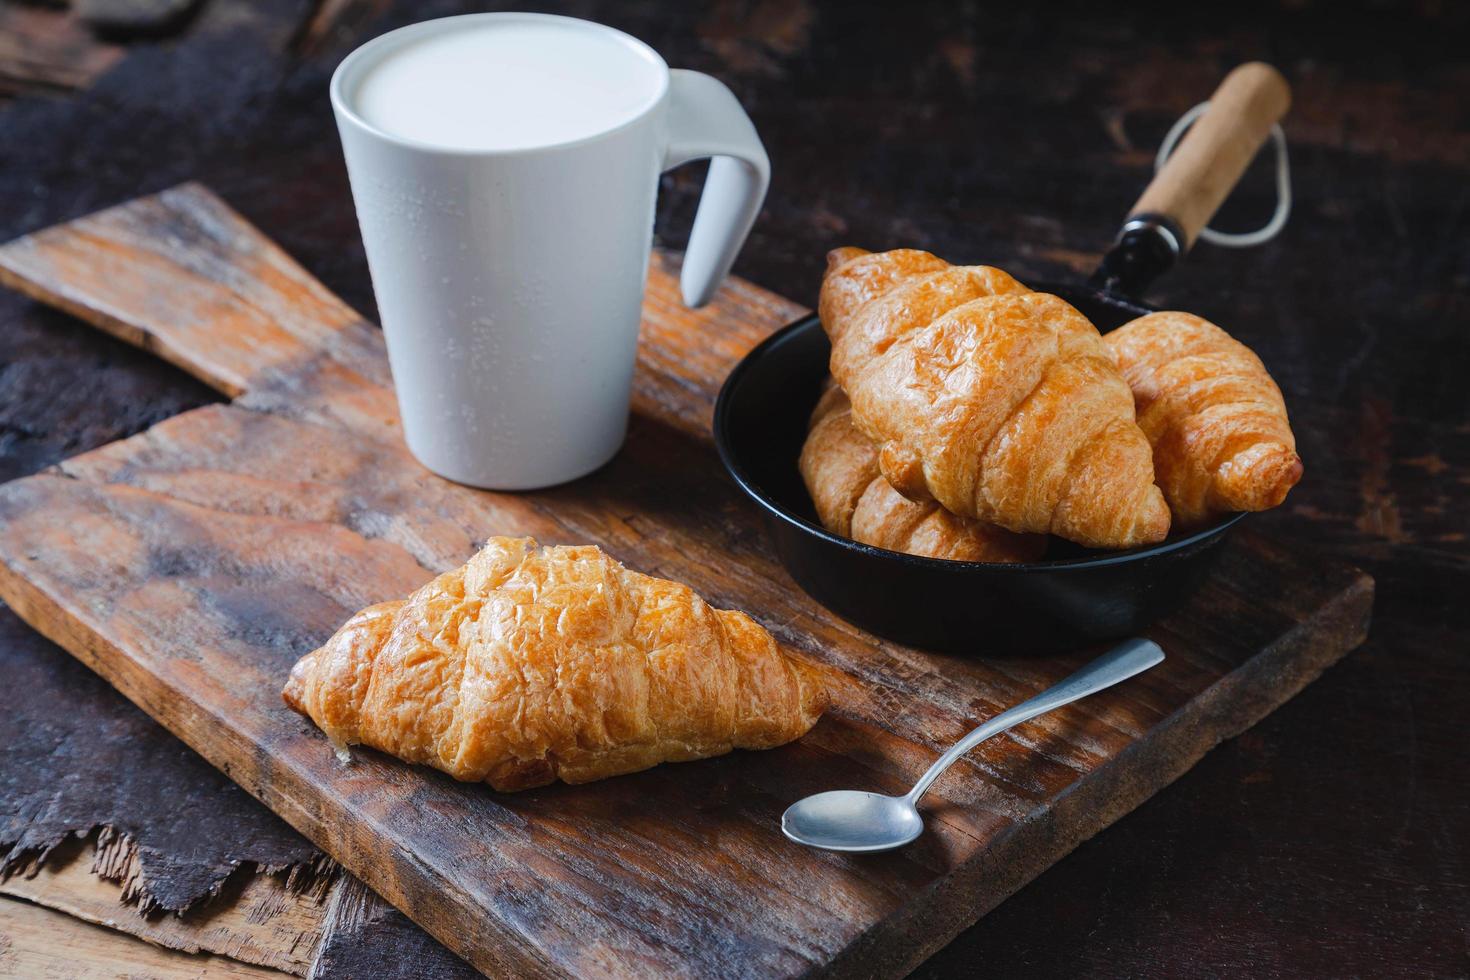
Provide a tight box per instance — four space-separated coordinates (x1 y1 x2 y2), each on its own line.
1128 62 1291 251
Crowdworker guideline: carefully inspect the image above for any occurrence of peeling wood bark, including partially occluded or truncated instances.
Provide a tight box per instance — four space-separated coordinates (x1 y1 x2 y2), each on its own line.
0 604 322 914
0 833 330 976
307 876 478 980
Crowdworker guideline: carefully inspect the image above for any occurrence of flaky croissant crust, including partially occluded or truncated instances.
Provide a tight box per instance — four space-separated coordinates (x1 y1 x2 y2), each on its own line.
800 382 1045 562
821 247 1171 550
283 537 826 792
1106 311 1303 527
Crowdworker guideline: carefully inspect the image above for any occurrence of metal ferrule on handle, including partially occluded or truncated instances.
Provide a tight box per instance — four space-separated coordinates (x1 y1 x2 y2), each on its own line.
1090 62 1290 298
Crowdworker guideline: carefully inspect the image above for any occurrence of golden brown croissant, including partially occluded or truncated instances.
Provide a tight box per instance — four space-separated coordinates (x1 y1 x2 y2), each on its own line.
821 247 1171 550
283 537 826 791
800 382 1045 562
1105 311 1303 527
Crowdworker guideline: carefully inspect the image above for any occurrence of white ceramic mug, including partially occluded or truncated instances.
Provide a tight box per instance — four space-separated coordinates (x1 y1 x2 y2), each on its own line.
330 12 769 488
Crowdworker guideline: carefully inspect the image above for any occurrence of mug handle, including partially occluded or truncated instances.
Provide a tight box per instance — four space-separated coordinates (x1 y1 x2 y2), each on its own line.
663 70 771 308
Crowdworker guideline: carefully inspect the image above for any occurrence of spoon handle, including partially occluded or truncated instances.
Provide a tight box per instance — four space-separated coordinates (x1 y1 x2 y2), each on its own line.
905 638 1165 804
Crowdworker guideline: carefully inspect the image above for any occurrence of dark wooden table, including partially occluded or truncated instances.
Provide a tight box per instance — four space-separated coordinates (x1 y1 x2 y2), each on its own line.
1 1 1465 977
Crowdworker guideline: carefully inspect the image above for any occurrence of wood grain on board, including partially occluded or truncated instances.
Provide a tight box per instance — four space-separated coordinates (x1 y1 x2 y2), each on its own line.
0 183 367 397
0 893 292 980
0 835 328 977
0 185 1373 978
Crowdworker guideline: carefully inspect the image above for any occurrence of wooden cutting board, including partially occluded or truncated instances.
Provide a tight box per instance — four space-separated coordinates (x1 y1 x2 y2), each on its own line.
0 184 1372 979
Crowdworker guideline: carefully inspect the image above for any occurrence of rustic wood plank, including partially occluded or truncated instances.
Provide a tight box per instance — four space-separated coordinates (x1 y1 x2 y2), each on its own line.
0 184 369 397
0 5 124 97
0 893 293 979
0 835 329 977
0 186 1374 978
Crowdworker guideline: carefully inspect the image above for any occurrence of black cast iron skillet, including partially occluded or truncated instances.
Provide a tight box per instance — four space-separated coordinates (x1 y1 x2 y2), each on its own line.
714 64 1290 654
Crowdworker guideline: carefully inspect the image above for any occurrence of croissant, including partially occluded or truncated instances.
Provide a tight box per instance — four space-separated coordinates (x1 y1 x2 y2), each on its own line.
800 382 1045 562
283 537 826 791
1105 311 1303 527
821 247 1171 549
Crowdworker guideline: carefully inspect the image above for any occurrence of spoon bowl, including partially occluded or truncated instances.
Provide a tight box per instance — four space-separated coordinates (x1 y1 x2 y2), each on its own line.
781 639 1165 852
781 791 923 854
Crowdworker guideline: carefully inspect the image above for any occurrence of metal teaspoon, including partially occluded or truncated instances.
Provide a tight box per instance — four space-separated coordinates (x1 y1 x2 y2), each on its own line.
781 638 1165 853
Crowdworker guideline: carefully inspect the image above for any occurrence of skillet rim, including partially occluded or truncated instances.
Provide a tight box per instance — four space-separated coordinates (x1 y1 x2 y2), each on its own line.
712 311 1247 575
